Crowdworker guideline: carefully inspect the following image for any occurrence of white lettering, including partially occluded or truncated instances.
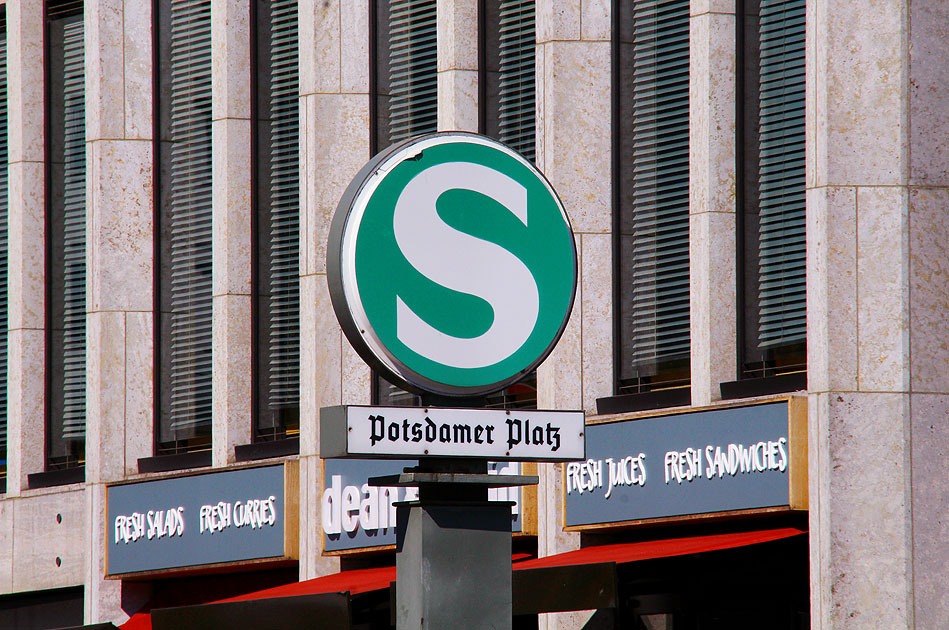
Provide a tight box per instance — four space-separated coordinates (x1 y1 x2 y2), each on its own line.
392 162 539 368
321 475 342 535
605 454 647 498
341 485 361 533
360 484 380 530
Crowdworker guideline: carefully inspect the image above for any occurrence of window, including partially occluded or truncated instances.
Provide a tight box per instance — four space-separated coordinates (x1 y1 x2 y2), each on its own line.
370 0 438 405
371 0 438 153
371 1 538 411
479 0 538 409
253 0 300 441
614 0 691 396
737 0 806 381
0 7 7 491
481 0 536 162
46 0 86 470
155 0 213 454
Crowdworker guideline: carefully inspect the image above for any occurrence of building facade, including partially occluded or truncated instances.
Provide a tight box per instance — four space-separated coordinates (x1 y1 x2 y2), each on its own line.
0 0 946 628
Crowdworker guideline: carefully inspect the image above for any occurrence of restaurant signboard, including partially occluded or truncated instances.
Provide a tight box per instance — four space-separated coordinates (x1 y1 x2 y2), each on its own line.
106 463 297 577
564 400 807 529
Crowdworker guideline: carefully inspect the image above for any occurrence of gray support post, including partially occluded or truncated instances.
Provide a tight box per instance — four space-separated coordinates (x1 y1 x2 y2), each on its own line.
396 501 513 630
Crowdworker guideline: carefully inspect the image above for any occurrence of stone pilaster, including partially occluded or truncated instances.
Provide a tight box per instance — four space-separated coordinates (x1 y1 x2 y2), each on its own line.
807 0 949 627
298 0 371 581
83 0 155 622
210 0 252 467
5 0 46 498
437 0 478 131
534 1 611 628
689 0 737 406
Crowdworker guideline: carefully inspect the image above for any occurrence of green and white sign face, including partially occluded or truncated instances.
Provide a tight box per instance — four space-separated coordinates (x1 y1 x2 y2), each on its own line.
328 132 577 397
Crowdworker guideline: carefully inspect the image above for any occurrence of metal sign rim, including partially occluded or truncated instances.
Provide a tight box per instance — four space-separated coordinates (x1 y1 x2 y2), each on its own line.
327 131 577 398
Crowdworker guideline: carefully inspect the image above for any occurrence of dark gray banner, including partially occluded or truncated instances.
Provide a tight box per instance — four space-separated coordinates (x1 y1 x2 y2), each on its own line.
565 403 791 527
323 459 522 552
106 465 288 575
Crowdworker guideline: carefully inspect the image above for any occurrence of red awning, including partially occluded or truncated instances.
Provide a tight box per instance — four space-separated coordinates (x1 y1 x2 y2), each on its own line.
513 527 806 570
119 566 396 630
119 530 804 629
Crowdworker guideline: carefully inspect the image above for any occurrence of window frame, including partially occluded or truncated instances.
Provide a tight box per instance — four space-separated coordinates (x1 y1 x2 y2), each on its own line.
152 0 215 456
44 0 86 472
251 0 302 444
609 0 693 405
733 0 807 388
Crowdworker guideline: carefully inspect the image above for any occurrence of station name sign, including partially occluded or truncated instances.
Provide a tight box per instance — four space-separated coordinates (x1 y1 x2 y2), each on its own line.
321 405 584 461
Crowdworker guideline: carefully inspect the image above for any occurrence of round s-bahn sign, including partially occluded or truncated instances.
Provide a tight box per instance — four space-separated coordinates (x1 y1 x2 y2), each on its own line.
327 132 577 397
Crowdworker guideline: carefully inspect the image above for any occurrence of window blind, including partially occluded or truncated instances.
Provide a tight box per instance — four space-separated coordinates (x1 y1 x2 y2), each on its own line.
0 12 7 471
375 0 437 150
58 16 87 443
158 0 213 450
476 1 538 410
754 0 805 349
47 3 86 468
616 0 691 389
495 0 535 160
255 0 300 438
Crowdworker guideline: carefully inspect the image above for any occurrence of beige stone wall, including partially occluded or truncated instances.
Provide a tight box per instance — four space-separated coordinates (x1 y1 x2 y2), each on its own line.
807 0 949 628
437 0 479 131
297 0 371 582
82 0 157 621
6 0 46 499
534 2 611 628
211 0 253 468
0 1 946 629
689 0 737 406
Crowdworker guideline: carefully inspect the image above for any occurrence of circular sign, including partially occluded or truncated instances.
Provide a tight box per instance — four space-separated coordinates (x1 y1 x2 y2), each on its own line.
327 132 577 397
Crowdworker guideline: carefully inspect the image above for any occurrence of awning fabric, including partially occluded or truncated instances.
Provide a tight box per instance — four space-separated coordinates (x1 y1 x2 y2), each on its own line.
119 528 805 629
119 566 396 630
513 527 806 570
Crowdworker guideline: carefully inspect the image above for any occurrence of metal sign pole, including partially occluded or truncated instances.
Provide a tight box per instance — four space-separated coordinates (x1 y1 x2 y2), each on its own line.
324 133 582 629
370 459 537 630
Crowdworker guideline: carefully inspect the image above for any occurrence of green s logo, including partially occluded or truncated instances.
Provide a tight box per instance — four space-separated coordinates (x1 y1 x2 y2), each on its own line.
329 133 576 397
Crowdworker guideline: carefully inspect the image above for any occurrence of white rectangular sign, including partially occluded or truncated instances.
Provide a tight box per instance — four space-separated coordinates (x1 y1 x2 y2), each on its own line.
321 405 585 461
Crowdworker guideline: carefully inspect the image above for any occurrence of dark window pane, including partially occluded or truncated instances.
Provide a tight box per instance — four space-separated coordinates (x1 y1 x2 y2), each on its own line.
156 0 213 454
373 372 537 410
47 3 86 470
739 0 806 379
615 0 691 394
373 0 438 151
254 0 300 441
483 0 536 161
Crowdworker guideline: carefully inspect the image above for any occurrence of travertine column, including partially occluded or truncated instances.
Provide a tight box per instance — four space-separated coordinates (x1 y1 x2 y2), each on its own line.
83 0 155 623
298 0 371 581
210 0 252 467
437 0 478 131
6 0 47 497
689 0 736 406
807 1 949 627
535 1 610 628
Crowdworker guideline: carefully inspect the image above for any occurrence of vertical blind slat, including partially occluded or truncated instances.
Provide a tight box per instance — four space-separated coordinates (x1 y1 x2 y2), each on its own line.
0 15 8 458
755 0 806 348
161 0 214 438
59 17 87 440
256 0 300 426
621 0 691 371
386 0 437 145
